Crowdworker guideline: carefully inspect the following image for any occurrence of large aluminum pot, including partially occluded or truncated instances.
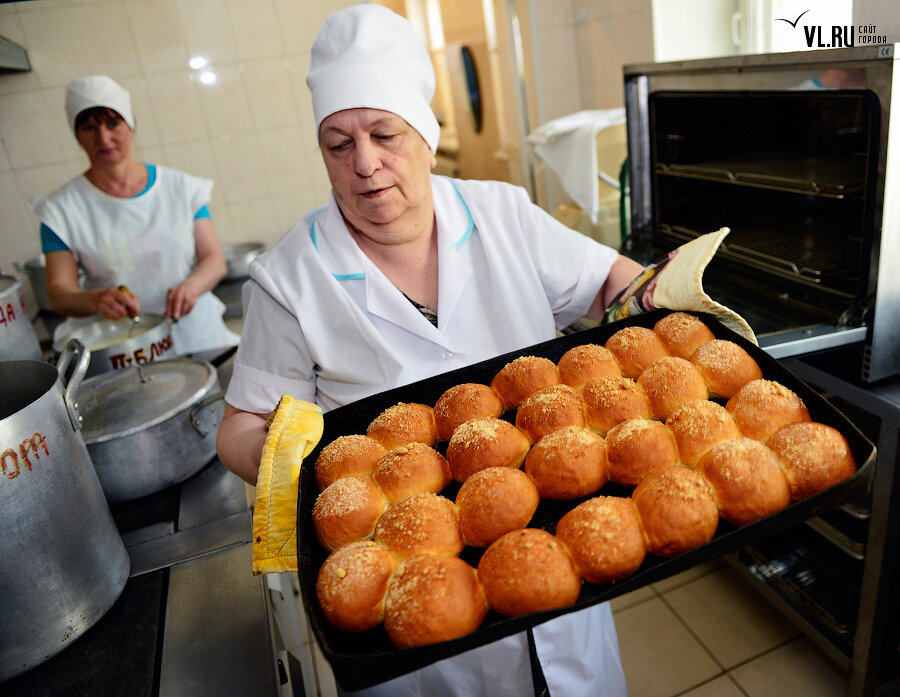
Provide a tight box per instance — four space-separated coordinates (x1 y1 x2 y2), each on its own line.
0 340 130 680
0 274 42 362
52 313 178 377
222 241 264 280
14 254 51 313
76 358 225 502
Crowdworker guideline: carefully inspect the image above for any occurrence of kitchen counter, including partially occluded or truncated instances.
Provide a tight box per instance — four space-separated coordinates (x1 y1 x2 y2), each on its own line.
2 459 283 697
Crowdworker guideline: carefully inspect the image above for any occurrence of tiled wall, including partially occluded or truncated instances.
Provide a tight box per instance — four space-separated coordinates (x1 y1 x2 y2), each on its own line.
0 0 356 290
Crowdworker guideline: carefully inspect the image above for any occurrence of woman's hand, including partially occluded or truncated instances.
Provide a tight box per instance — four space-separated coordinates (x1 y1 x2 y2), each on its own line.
97 286 141 320
166 280 201 319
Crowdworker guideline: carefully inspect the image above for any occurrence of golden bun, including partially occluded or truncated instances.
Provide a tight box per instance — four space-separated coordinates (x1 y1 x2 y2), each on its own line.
373 493 464 560
581 376 653 435
315 541 398 632
434 383 504 442
696 438 791 526
455 467 540 548
490 356 560 410
384 555 488 649
556 496 647 584
312 475 388 552
665 399 741 466
367 402 438 451
557 344 621 388
314 434 387 491
372 442 452 504
523 426 608 500
725 379 810 442
605 326 670 379
515 383 586 443
637 356 709 420
632 465 719 558
690 339 763 399
768 422 857 501
653 312 715 359
606 418 679 486
478 528 581 617
446 417 531 483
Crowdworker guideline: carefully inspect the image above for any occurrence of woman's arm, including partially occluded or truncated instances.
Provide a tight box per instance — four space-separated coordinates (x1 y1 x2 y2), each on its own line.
216 403 269 486
585 253 646 319
45 250 140 319
166 218 228 318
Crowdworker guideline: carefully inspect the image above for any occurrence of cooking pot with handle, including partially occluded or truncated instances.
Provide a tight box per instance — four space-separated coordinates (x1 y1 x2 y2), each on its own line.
14 254 51 313
0 340 130 680
0 274 43 362
52 313 178 377
76 358 225 502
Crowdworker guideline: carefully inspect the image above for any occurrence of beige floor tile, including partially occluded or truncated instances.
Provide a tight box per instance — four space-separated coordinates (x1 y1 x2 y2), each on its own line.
651 559 725 593
680 674 747 697
662 567 801 669
610 583 656 613
616 597 722 697
730 637 847 697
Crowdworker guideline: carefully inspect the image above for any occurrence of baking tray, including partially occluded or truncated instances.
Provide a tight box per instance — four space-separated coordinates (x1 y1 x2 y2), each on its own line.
296 309 876 691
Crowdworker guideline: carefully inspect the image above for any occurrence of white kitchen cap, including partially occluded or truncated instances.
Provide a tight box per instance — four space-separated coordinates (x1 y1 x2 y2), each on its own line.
307 4 440 152
65 75 135 135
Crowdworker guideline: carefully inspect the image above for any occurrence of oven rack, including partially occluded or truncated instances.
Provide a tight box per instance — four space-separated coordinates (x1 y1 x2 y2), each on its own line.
655 154 867 199
659 224 860 293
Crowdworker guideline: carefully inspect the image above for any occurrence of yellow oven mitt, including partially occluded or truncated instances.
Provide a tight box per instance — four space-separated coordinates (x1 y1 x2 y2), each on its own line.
251 395 324 575
606 227 757 343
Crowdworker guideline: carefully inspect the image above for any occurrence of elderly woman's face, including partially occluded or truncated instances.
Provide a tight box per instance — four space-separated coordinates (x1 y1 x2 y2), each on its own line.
319 108 436 235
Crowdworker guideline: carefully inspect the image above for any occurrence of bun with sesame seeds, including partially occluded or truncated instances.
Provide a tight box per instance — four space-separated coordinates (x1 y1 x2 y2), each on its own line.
690 339 763 399
557 343 621 388
637 356 709 420
373 493 464 560
604 325 670 379
445 417 531 483
434 383 504 442
455 467 540 548
384 554 488 648
477 528 581 617
372 442 451 505
653 311 715 359
314 434 387 491
555 496 647 584
312 475 388 552
523 426 608 500
490 355 560 410
515 383 586 443
367 402 438 451
725 379 810 442
315 541 398 633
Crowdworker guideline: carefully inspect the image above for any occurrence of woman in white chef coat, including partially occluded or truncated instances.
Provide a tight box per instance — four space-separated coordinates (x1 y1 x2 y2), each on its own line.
217 5 642 697
31 75 239 354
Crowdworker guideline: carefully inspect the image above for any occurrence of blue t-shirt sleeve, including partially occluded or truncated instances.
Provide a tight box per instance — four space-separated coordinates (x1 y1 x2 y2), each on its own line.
194 204 211 220
41 223 69 253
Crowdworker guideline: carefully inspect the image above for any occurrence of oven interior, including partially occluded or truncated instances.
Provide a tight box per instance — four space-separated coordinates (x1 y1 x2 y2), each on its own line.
642 90 880 336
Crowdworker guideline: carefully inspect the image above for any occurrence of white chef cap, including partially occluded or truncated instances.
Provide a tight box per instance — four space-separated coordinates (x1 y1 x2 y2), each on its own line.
307 4 440 152
65 75 135 135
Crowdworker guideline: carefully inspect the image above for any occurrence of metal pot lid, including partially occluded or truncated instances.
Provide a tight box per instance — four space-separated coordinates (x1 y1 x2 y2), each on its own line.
52 314 169 353
77 358 218 444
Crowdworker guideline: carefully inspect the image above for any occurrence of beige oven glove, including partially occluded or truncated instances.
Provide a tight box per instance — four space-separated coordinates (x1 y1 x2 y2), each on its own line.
251 395 324 575
605 227 757 344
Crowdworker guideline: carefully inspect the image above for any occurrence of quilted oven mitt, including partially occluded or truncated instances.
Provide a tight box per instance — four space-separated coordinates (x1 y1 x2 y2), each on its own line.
252 395 324 575
606 227 757 344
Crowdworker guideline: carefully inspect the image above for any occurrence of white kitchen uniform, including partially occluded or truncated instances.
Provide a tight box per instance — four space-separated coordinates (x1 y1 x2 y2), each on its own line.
226 174 627 697
31 165 238 354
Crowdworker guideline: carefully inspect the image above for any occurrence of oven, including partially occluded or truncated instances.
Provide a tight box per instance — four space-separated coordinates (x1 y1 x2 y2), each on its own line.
622 45 900 697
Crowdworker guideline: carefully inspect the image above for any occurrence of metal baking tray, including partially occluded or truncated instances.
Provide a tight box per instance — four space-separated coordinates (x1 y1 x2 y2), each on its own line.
296 309 876 691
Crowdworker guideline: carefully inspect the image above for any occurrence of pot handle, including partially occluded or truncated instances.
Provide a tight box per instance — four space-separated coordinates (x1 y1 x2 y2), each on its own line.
189 390 226 437
57 338 91 431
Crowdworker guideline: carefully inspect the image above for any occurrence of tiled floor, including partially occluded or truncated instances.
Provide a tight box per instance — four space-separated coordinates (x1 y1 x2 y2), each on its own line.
287 558 851 697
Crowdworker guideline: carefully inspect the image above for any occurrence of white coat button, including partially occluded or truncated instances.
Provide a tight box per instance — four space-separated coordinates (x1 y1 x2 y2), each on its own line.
442 351 452 358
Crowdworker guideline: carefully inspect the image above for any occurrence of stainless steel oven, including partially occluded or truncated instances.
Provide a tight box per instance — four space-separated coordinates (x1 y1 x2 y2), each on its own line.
623 44 900 383
622 45 900 697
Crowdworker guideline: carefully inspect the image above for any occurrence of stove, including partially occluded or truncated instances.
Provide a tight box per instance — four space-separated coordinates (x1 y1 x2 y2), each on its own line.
2 459 283 697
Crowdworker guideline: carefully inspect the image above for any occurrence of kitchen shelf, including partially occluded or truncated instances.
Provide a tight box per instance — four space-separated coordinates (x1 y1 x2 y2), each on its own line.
655 154 867 199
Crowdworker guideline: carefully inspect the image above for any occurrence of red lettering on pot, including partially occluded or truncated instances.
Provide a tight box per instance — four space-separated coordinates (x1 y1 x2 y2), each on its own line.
1 449 19 478
19 433 49 470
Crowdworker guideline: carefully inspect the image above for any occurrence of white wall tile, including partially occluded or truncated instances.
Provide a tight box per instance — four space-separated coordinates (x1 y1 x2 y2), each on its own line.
225 0 284 61
144 70 208 145
0 12 40 95
256 126 314 196
196 63 255 139
18 4 92 87
242 58 302 131
178 0 239 65
210 132 271 203
72 2 142 78
118 76 162 148
0 89 63 168
222 197 279 246
159 139 220 189
125 0 190 74
1 171 42 261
